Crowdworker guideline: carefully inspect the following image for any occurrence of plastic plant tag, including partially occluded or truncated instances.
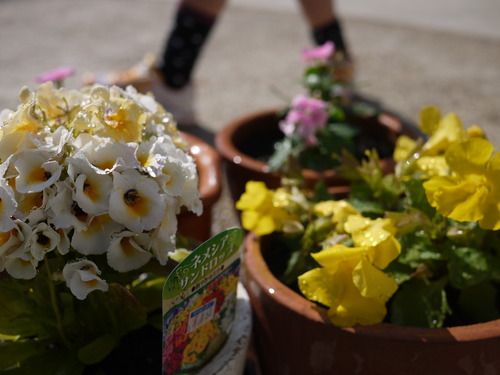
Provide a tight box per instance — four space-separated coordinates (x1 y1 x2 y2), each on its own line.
162 227 243 375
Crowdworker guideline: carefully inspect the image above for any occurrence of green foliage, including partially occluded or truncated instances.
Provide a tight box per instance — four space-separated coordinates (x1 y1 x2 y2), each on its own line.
0 268 158 372
389 277 450 328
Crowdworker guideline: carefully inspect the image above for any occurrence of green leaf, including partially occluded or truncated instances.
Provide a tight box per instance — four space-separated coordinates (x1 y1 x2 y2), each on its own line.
79 284 148 338
0 279 45 337
404 179 436 218
267 138 293 172
0 339 47 371
130 275 166 313
448 247 492 288
2 347 84 375
389 277 450 328
77 333 117 365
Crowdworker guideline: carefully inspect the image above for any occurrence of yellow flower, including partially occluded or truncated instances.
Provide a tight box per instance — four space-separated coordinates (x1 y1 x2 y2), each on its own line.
298 244 398 327
423 137 500 230
236 181 296 235
344 215 401 269
313 200 358 233
419 106 467 156
393 135 418 163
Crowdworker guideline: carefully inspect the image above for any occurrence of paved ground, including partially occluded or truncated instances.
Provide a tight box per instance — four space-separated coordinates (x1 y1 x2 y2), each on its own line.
1 0 500 232
1 1 500 373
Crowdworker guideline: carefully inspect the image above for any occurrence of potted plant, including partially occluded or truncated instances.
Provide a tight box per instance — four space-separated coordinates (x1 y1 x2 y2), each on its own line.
237 106 500 374
0 83 229 374
215 41 420 203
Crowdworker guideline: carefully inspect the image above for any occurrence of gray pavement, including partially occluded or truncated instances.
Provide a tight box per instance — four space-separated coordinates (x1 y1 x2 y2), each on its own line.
1 0 500 232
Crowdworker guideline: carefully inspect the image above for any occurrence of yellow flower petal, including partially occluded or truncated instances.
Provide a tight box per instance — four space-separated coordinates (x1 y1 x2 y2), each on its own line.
327 267 388 327
445 138 492 176
419 106 442 135
312 244 368 270
352 258 398 300
393 135 418 162
298 268 341 308
422 112 466 156
371 236 401 270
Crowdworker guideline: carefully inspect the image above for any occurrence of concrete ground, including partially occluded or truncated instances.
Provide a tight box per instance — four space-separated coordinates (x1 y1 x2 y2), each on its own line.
1 0 500 373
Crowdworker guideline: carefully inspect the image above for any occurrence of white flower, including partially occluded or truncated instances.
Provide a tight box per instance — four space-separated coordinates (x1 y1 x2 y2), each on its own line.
0 179 17 232
136 137 173 178
44 126 73 156
151 232 176 266
72 135 139 174
71 214 124 255
14 187 54 224
109 170 166 233
107 231 152 272
63 260 108 300
179 162 203 216
29 222 59 261
150 199 178 265
68 157 113 215
0 105 41 163
14 149 62 193
48 180 93 231
155 156 187 198
54 227 70 255
0 220 32 258
2 252 38 280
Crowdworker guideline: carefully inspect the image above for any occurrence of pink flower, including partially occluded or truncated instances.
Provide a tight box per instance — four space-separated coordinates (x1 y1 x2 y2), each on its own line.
279 94 329 146
302 41 335 63
34 66 75 85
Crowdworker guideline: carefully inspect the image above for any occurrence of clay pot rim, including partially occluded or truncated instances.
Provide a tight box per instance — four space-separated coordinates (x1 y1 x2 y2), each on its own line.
244 231 500 343
214 108 410 179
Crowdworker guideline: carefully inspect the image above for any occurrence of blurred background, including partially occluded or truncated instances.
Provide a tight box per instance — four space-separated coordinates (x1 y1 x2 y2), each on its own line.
1 0 499 145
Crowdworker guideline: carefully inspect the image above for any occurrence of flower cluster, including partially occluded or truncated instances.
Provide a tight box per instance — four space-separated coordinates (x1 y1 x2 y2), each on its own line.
238 106 500 328
267 41 361 173
0 82 201 300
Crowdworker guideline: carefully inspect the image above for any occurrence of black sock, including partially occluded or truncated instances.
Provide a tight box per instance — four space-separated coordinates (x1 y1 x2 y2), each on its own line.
159 5 217 89
312 19 348 54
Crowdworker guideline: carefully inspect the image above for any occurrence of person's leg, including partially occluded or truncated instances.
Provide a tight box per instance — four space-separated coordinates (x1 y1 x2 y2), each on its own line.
297 0 353 84
157 0 226 89
82 0 225 126
296 0 349 54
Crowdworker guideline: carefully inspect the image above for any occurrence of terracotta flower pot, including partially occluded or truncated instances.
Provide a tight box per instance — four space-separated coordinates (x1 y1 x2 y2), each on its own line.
215 109 420 204
244 231 500 375
177 132 222 243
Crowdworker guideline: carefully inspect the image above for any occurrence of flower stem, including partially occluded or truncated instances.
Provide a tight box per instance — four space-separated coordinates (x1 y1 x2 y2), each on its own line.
44 260 72 348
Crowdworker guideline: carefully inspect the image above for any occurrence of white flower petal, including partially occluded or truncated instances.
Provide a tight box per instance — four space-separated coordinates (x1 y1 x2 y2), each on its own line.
0 179 17 232
14 150 62 193
63 260 108 300
151 232 176 266
29 222 59 261
73 171 112 215
3 255 38 280
71 214 124 255
0 220 32 258
107 232 152 272
74 137 139 174
155 157 186 197
109 170 166 233
48 181 93 231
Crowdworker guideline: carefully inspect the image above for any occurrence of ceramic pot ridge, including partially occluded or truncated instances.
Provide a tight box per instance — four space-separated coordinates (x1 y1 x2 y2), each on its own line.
244 231 500 375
